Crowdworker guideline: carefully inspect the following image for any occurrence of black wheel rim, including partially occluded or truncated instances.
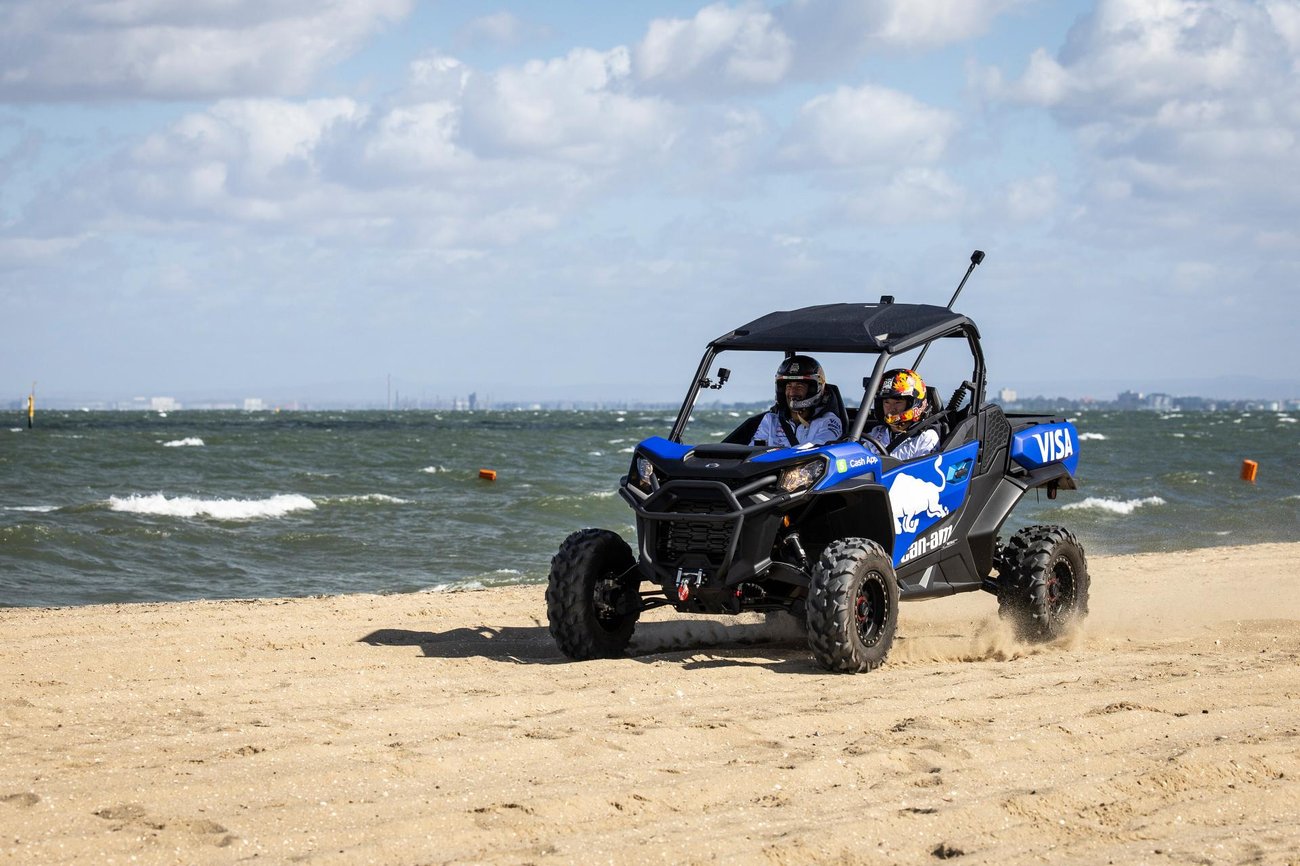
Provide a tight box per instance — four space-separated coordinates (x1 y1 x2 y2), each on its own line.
1046 555 1075 621
592 572 630 632
854 571 889 647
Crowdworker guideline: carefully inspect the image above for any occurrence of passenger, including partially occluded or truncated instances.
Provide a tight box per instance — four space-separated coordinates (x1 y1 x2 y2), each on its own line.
865 368 939 460
750 355 843 447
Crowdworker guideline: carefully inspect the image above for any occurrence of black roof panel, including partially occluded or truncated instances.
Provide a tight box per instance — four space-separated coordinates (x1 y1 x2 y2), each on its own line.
711 302 975 353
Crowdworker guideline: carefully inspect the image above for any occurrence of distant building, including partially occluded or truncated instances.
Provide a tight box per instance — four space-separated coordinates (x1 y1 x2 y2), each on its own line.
1145 393 1174 411
1116 390 1144 410
150 397 179 412
243 398 265 411
998 387 1017 403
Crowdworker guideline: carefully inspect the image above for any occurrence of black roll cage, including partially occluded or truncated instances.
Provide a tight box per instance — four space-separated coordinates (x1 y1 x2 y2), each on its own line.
668 322 987 445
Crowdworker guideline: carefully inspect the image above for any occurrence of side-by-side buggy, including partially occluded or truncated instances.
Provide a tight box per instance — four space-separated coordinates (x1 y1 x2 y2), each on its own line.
547 256 1089 672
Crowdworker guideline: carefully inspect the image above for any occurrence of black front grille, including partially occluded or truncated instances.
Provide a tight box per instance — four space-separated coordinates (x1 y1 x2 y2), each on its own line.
655 499 734 566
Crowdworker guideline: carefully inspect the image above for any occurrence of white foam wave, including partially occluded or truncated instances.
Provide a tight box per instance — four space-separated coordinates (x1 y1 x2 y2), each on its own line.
550 490 617 502
108 493 316 520
332 494 410 505
1278 416 1297 424
420 465 449 474
1077 432 1107 441
1062 496 1166 515
161 437 205 448
5 505 57 513
425 581 486 593
619 447 635 453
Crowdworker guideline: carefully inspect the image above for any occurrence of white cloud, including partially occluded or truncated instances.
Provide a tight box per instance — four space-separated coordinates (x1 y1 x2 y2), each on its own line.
459 47 678 166
866 0 1035 49
986 0 1300 247
778 0 1033 77
633 0 1032 94
0 0 410 100
635 3 793 91
778 84 958 168
841 168 966 223
456 12 549 48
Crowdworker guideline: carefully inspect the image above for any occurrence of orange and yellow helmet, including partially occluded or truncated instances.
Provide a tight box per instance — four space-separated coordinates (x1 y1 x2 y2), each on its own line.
877 368 928 432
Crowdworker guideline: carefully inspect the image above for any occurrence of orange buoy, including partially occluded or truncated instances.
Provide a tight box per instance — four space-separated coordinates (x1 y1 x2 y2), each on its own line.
1240 459 1258 483
478 469 497 481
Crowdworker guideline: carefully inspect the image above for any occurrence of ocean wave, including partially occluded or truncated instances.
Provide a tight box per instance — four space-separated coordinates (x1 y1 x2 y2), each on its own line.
420 465 449 474
1278 416 1297 424
161 437 205 447
108 493 316 520
547 490 618 503
424 581 486 593
1061 496 1166 515
4 505 58 513
1078 432 1107 441
330 494 410 505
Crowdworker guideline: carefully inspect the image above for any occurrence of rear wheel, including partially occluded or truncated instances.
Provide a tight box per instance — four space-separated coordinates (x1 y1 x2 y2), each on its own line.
997 525 1089 641
546 528 641 659
807 538 899 673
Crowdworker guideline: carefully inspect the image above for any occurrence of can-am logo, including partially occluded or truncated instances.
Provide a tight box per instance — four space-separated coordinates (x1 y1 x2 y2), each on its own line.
900 524 954 565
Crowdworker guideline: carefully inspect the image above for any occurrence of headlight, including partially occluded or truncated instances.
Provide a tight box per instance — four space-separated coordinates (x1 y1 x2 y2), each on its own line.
635 457 657 490
777 460 825 493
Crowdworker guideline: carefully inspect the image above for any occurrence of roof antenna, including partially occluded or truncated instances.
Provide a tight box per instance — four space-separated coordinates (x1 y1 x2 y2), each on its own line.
911 249 984 371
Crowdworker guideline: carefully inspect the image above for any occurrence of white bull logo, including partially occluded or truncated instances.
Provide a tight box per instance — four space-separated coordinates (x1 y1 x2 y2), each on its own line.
891 456 948 535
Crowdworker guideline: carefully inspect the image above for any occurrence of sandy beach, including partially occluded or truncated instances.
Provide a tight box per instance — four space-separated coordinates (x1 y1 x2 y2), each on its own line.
3 542 1299 865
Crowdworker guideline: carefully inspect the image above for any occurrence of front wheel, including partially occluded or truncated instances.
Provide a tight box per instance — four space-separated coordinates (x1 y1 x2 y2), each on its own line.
997 525 1089 641
546 528 641 660
807 538 899 673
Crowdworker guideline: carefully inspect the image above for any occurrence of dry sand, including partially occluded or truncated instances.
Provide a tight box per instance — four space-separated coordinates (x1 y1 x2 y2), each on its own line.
3 542 1299 865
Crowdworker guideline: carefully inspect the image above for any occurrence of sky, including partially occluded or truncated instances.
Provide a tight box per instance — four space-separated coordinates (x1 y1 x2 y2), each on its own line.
2 0 1299 406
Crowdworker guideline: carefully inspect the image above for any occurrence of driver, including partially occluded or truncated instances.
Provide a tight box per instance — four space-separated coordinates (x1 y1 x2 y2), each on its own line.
865 368 939 460
750 355 843 447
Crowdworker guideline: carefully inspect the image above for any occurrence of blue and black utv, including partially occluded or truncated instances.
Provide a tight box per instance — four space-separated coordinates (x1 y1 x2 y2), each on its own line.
547 252 1089 673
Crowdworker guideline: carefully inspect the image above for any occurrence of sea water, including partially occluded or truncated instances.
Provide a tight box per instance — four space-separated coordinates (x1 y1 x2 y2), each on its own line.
2 409 1296 607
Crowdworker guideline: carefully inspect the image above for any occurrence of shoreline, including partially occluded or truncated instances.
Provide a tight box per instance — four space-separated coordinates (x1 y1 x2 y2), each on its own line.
4 542 1299 864
6 536 1299 613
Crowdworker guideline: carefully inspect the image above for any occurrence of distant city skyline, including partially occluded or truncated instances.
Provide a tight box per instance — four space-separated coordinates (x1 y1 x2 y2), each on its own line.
13 377 1300 414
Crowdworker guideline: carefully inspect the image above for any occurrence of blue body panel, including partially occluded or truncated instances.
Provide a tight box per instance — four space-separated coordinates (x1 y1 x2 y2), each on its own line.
1009 421 1080 476
880 442 979 567
638 436 692 461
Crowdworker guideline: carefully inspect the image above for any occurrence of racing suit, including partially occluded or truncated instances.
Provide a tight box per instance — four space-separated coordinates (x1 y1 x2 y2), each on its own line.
865 425 939 461
751 407 842 447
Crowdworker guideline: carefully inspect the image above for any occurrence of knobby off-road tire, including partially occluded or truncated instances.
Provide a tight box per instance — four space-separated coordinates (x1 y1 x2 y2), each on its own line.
807 538 899 673
546 528 641 660
997 525 1090 641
